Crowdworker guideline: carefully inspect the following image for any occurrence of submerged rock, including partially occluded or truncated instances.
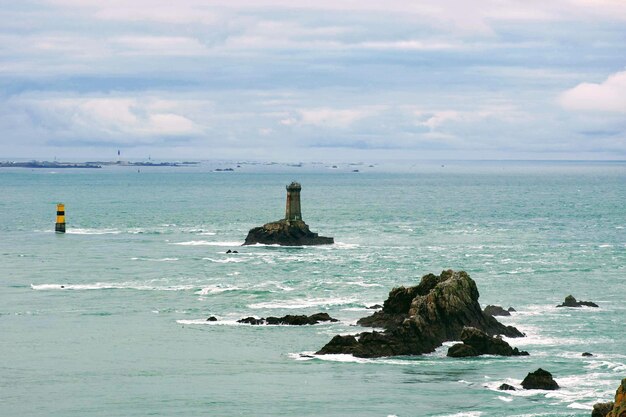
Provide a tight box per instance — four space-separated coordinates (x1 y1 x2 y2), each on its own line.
447 327 529 357
367 304 383 310
498 383 516 391
521 368 559 390
237 313 338 326
556 295 598 308
316 270 524 358
206 316 218 322
483 305 511 317
582 352 594 357
243 219 334 246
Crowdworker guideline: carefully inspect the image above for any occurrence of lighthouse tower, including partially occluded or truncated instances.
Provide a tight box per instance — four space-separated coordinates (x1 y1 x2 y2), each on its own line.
285 182 302 222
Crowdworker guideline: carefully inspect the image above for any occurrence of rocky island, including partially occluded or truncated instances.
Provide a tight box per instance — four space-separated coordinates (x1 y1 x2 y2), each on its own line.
243 182 334 246
316 270 524 358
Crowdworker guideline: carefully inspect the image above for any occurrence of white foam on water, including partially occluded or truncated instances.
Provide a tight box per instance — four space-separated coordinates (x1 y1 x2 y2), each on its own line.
195 285 241 295
31 282 196 291
67 228 121 235
173 240 243 246
598 244 613 248
333 242 360 249
497 396 513 402
203 257 247 263
344 281 383 288
435 412 483 417
249 297 357 309
567 402 594 410
131 257 179 262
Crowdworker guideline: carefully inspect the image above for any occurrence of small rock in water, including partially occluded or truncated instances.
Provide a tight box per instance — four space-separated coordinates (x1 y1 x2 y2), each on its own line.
521 368 559 390
367 304 383 310
582 352 594 357
498 383 516 391
556 295 598 308
507 307 516 312
226 250 232 254
483 305 511 316
238 313 338 326
206 316 218 322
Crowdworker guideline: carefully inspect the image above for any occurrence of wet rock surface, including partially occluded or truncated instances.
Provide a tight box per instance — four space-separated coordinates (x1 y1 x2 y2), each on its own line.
521 368 559 390
498 383 516 391
316 270 524 358
447 327 529 357
483 305 512 316
243 219 334 246
238 313 338 325
556 295 598 308
592 402 615 417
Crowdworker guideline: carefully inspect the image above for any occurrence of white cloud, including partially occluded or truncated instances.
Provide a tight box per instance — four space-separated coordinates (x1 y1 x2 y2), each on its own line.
23 97 202 140
559 70 626 113
295 107 383 128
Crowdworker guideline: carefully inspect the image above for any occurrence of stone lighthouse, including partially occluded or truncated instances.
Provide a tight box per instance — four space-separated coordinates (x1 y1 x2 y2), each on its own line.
285 181 302 221
243 181 334 246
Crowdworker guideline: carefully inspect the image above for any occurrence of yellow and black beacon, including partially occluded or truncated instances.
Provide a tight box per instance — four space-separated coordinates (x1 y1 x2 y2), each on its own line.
55 203 66 233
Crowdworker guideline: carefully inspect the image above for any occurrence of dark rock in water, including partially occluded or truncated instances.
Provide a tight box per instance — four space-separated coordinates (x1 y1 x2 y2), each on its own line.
498 383 516 391
447 327 529 357
447 343 479 358
237 316 264 325
206 316 218 322
507 307 516 312
316 270 524 358
556 295 598 308
243 219 334 246
367 304 383 310
592 402 615 417
521 368 559 390
238 312 338 326
484 305 511 317
582 352 594 357
226 250 232 254
232 250 238 253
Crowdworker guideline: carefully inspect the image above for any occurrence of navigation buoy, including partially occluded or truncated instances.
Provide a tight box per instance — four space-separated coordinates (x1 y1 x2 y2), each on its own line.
55 203 66 233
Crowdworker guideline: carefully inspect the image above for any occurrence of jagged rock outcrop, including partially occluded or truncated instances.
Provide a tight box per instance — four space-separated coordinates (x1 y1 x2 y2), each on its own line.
521 368 559 390
243 219 334 246
592 378 626 417
556 295 598 308
483 305 512 316
447 327 529 357
237 313 338 325
316 270 524 358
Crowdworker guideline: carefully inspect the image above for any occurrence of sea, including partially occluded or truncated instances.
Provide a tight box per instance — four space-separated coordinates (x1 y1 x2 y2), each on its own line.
1 160 624 417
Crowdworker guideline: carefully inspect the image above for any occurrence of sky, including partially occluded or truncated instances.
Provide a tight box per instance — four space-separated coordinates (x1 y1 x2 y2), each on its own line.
1 0 625 161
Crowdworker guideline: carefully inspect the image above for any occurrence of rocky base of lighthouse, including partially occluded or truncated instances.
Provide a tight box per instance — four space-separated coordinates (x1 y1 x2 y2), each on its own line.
243 219 334 246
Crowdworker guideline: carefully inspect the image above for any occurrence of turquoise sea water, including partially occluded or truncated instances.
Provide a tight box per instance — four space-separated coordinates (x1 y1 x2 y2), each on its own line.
1 161 624 417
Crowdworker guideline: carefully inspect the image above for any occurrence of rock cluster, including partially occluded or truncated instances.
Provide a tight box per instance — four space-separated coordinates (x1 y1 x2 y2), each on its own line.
237 313 338 325
447 327 529 357
243 219 334 246
521 368 559 390
556 295 598 308
592 378 626 417
316 270 524 358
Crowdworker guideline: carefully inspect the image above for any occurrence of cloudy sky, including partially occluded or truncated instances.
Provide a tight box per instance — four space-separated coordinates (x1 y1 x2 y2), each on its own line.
1 0 625 160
